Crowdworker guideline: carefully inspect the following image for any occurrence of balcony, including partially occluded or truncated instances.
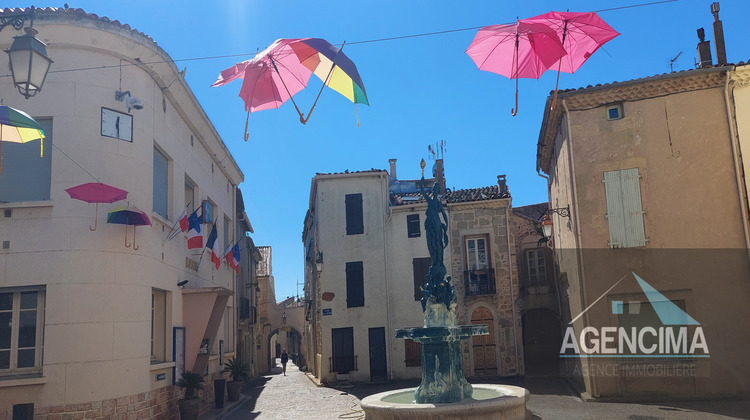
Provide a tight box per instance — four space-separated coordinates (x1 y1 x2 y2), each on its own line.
463 268 496 296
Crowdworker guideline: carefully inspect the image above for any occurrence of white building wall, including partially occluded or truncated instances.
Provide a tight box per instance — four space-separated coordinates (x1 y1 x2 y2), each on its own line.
0 10 242 416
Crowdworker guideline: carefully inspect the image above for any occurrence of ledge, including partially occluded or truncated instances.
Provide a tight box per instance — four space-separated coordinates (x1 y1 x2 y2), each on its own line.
0 200 53 209
149 361 176 371
0 375 47 387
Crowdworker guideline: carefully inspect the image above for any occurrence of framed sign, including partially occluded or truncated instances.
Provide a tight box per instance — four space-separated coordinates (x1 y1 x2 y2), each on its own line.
172 327 186 384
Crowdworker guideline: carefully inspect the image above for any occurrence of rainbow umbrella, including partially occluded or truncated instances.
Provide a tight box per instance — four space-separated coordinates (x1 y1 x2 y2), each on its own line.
107 205 151 250
0 105 45 173
289 38 369 124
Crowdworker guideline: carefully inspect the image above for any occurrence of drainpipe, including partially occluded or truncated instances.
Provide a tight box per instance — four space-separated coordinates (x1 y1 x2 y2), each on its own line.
505 204 520 375
562 98 597 396
381 172 395 381
538 169 566 326
723 72 750 265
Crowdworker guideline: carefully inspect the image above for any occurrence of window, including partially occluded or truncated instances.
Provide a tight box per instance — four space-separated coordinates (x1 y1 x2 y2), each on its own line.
0 287 45 375
412 257 431 301
0 118 52 203
203 199 215 232
525 248 547 287
184 177 195 212
151 289 166 363
345 261 364 308
464 235 495 295
153 147 169 219
345 193 363 235
404 339 421 367
407 214 421 238
603 168 647 248
606 103 623 120
331 327 355 373
223 215 231 252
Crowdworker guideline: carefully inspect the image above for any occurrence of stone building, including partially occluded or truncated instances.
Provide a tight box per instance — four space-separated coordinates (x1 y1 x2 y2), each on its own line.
536 64 750 399
0 8 243 419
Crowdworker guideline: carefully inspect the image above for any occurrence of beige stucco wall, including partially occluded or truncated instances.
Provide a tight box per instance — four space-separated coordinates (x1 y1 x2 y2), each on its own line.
546 77 750 398
0 11 241 415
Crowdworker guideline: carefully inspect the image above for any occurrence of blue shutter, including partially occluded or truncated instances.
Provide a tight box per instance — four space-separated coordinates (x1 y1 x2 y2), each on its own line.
153 148 168 218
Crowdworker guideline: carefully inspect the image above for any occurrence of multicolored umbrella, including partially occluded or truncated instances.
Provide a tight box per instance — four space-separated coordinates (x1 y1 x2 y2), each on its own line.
0 105 45 173
107 205 151 250
289 38 369 124
66 182 128 231
466 21 567 116
523 11 619 108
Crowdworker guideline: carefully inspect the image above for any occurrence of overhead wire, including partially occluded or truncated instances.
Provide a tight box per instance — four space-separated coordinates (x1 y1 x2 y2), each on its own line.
0 0 680 79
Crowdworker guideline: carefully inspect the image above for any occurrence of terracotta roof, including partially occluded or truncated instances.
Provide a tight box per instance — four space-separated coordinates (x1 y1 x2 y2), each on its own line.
1 7 156 43
513 203 549 222
390 184 510 206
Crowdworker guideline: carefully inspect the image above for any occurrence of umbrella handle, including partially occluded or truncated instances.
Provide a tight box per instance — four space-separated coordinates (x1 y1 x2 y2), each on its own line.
125 225 131 248
511 33 519 117
551 59 563 111
244 109 250 141
90 202 98 231
133 227 139 251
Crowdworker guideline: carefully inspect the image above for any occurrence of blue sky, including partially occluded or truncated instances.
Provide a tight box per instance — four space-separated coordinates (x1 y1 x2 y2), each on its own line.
16 0 749 301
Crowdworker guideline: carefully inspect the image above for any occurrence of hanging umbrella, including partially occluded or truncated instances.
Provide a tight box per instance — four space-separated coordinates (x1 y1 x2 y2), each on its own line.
288 38 369 125
65 182 128 231
107 205 151 250
0 105 45 173
212 38 314 140
465 20 567 116
522 11 619 109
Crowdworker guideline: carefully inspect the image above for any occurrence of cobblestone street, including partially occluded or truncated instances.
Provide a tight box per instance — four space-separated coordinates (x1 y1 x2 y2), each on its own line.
219 360 749 420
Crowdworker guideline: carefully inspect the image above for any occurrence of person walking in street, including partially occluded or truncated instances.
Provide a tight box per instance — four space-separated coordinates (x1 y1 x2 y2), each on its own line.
281 348 289 376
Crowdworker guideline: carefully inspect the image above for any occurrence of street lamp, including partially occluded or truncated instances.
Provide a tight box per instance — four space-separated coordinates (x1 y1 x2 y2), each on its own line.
3 7 53 99
282 312 287 325
541 214 553 238
315 251 323 274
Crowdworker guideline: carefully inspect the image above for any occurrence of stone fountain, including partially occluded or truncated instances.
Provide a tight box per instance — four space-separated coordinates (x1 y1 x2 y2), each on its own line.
360 164 529 420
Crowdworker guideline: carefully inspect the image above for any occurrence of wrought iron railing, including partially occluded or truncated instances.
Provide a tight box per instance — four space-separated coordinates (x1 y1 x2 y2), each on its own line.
463 268 496 296
329 355 358 373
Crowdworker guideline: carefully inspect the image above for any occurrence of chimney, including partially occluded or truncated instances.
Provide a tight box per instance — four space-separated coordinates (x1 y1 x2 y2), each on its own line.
435 159 446 194
696 28 713 68
497 175 507 194
388 159 397 181
711 2 727 65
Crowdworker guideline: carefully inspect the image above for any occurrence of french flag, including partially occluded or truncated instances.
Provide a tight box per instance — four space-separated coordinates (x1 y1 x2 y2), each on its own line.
225 243 240 273
178 209 189 232
207 225 221 270
187 210 203 249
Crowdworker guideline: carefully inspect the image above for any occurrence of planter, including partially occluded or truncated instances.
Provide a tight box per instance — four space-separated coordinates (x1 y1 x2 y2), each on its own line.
178 398 200 420
227 380 243 401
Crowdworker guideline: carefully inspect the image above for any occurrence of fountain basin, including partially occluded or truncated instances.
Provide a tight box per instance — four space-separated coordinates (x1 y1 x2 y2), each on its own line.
360 384 529 420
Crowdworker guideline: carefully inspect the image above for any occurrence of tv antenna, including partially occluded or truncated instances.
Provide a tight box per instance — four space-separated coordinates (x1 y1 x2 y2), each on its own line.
427 140 446 161
669 51 682 72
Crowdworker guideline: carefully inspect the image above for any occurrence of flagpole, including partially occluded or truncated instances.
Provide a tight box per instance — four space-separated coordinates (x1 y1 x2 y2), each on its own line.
196 217 218 269
163 201 193 244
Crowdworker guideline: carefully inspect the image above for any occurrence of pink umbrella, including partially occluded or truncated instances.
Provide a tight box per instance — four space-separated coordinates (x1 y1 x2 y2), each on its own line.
466 21 567 116
212 39 313 140
65 182 128 231
522 11 619 109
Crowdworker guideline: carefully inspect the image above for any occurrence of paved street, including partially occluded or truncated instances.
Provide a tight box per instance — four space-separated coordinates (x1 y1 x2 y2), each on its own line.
221 360 750 420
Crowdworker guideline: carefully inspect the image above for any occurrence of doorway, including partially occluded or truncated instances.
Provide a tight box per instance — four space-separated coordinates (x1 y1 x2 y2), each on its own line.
471 306 498 376
368 327 387 381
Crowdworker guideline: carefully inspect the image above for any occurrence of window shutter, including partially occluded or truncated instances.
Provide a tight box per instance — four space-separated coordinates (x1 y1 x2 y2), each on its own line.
345 194 364 235
153 148 169 218
346 261 364 307
604 168 646 248
407 214 421 238
404 339 421 367
412 257 431 301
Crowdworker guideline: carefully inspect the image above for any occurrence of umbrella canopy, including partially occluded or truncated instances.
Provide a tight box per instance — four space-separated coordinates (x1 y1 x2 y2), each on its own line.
66 182 128 204
466 21 567 115
523 11 619 109
0 105 46 173
107 205 151 250
212 38 313 115
107 205 152 226
66 182 129 231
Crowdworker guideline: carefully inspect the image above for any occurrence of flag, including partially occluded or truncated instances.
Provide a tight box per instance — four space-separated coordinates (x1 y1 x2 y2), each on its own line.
231 243 240 273
225 243 240 273
187 210 203 249
178 209 189 232
206 224 221 270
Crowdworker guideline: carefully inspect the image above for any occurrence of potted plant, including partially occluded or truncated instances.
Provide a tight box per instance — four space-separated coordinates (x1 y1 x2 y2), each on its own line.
177 371 204 420
222 357 250 401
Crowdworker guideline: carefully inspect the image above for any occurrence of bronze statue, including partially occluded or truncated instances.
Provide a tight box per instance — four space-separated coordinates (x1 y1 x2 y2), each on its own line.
419 177 448 268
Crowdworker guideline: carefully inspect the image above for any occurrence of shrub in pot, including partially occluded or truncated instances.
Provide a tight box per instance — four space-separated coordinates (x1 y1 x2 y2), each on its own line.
177 371 204 420
221 357 250 401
